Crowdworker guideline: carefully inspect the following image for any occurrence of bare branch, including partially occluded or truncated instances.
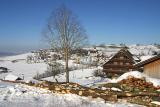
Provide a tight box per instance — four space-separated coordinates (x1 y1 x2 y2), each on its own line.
42 5 88 82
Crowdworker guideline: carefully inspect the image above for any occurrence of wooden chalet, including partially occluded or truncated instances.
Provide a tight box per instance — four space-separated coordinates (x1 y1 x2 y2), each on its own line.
103 48 138 76
135 54 160 79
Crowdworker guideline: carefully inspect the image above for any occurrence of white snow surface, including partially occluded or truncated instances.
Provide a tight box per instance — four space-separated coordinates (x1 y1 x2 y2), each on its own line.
140 55 155 62
0 53 48 80
128 44 160 55
0 60 47 80
43 68 109 86
151 101 160 105
0 81 143 107
44 70 160 87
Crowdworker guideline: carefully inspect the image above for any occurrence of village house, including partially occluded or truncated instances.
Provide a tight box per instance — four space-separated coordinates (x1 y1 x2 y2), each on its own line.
103 48 140 77
0 67 8 73
135 54 160 79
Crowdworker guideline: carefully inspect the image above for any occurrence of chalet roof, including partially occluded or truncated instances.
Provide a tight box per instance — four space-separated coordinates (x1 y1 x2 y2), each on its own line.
135 54 160 67
103 48 135 66
120 48 133 56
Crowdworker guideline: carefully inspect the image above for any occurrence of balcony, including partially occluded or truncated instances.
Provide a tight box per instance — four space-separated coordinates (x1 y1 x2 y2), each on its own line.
103 69 128 74
103 64 134 68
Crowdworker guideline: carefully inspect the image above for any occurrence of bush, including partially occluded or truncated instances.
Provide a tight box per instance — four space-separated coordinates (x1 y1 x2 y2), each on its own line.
93 69 105 77
33 72 41 80
106 73 119 78
33 61 80 80
47 62 64 77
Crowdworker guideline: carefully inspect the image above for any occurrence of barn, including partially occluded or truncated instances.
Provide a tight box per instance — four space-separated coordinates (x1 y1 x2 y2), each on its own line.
135 54 160 79
103 48 139 77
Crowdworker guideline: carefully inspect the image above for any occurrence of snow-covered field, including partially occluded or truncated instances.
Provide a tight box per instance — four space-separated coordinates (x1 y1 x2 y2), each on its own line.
0 60 47 80
87 44 160 57
0 53 47 80
42 68 109 86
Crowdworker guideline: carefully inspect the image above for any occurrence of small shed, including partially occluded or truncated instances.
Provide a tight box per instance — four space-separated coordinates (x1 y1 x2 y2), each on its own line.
135 54 160 79
0 67 8 73
4 74 22 81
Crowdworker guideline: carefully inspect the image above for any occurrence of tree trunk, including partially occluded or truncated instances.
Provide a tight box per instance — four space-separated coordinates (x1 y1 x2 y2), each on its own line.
65 57 69 82
55 78 59 83
65 49 69 83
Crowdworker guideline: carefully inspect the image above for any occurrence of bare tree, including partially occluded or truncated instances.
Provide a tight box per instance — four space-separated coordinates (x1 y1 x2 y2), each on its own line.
43 5 88 82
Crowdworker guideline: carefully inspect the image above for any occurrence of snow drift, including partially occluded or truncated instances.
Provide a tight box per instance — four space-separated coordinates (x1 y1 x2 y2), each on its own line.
111 71 160 87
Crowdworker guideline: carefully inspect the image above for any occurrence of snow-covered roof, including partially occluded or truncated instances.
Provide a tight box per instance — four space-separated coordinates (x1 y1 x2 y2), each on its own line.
4 74 22 81
103 48 140 65
132 56 140 61
135 54 160 67
140 55 155 62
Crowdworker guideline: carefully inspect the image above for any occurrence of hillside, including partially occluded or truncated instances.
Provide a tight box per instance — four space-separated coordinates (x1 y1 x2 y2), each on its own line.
0 44 160 106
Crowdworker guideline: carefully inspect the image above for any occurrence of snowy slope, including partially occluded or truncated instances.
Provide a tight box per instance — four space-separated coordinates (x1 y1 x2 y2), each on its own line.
87 44 160 56
0 53 33 61
0 60 47 80
42 68 109 86
128 44 160 55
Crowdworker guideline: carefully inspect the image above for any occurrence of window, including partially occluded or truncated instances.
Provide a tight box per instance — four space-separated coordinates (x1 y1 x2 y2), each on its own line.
120 56 124 59
120 62 123 65
114 62 118 65
126 63 130 65
124 56 128 59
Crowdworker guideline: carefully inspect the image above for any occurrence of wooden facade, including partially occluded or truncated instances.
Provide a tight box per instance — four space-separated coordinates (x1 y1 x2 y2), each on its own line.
103 48 136 76
135 55 160 79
